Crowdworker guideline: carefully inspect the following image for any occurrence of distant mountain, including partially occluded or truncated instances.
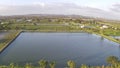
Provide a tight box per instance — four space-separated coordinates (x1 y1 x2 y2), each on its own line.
0 14 95 19
0 14 120 23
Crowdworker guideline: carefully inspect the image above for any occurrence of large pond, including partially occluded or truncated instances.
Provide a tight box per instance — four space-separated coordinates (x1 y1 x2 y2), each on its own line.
0 32 120 67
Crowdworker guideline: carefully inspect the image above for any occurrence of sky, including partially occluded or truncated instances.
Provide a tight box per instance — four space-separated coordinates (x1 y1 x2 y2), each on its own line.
0 0 120 20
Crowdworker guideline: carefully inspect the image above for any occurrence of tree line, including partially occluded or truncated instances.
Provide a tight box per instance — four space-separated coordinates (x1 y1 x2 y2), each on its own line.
0 56 120 68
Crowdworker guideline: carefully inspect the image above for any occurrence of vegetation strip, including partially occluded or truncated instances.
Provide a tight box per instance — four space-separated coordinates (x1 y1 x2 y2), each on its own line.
0 31 22 53
99 34 120 44
0 56 119 68
94 33 120 44
85 30 120 44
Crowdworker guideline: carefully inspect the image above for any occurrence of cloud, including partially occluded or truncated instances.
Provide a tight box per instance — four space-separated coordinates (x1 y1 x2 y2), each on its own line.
111 3 120 12
33 2 45 7
0 6 8 10
0 3 120 20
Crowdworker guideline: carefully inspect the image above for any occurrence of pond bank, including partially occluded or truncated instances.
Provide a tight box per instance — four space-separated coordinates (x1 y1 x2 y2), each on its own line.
0 31 22 53
86 30 120 44
99 34 120 44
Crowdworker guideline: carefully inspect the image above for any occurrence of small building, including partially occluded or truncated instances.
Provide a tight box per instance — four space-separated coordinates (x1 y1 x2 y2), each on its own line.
26 19 32 22
100 25 109 29
80 25 85 28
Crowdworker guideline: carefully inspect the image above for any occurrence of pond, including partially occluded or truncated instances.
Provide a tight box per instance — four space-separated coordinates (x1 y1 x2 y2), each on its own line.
0 32 120 67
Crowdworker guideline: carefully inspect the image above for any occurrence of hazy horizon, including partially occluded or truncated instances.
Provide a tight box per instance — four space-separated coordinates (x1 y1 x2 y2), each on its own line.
0 0 120 20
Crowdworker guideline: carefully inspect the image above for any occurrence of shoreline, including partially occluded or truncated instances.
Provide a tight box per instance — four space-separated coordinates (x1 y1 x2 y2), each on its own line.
85 30 120 44
0 31 22 53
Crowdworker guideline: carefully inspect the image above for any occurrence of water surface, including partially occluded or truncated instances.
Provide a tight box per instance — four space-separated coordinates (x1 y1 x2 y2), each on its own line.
0 32 119 67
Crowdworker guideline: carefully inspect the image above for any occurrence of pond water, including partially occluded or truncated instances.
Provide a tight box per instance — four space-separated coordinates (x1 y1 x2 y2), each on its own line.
0 32 120 67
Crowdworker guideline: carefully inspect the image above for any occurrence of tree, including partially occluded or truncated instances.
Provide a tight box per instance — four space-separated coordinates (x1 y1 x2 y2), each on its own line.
25 63 32 68
9 63 14 68
49 61 56 68
107 56 118 65
67 60 75 68
38 59 48 68
80 64 89 68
